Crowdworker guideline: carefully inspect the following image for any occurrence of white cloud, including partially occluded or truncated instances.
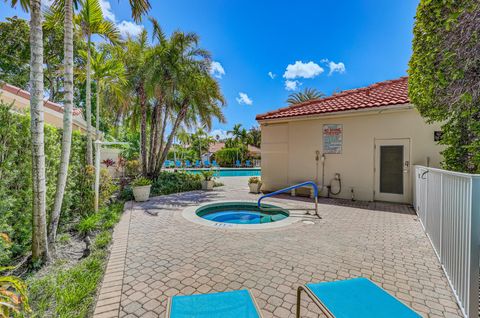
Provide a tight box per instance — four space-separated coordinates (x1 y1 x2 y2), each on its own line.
42 0 54 7
210 61 225 79
283 61 324 79
117 21 144 38
210 129 229 140
328 61 346 75
236 92 253 105
285 80 301 91
94 0 143 39
99 0 116 21
268 71 276 79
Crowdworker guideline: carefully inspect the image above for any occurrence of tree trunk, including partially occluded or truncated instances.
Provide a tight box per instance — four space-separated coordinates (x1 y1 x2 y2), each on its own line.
49 0 74 244
138 84 147 175
148 102 163 174
96 86 100 140
154 105 169 175
86 36 93 165
147 102 157 174
156 102 189 173
30 0 50 263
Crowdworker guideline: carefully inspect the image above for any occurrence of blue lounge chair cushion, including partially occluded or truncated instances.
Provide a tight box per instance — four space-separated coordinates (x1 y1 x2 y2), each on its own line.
169 290 260 318
306 278 420 318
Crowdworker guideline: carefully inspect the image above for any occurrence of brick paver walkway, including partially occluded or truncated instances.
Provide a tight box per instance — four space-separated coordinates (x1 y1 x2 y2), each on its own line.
94 177 463 318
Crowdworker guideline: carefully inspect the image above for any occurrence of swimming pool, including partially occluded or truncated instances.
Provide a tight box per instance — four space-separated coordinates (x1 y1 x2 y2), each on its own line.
185 168 261 177
196 202 288 225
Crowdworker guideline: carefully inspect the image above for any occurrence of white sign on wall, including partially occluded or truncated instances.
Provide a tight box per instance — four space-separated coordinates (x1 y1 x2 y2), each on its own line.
323 124 343 154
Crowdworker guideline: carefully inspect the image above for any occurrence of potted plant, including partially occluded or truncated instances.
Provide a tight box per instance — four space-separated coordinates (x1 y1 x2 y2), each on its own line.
131 177 152 201
201 170 215 190
248 177 262 194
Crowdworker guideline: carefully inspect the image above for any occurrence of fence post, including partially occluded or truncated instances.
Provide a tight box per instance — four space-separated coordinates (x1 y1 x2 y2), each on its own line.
468 178 480 317
439 173 443 261
424 168 428 230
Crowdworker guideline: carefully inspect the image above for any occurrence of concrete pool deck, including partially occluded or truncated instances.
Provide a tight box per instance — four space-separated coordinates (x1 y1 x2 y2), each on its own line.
93 177 463 318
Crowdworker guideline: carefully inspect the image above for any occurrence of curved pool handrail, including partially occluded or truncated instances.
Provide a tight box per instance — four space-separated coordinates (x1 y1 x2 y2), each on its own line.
257 181 320 218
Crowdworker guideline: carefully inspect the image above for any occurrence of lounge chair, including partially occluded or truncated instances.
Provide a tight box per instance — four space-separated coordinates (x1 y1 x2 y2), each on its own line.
245 160 252 167
166 289 263 318
203 160 211 168
212 160 219 167
185 160 192 168
175 160 182 168
164 160 171 168
296 278 420 318
235 160 242 167
195 160 202 168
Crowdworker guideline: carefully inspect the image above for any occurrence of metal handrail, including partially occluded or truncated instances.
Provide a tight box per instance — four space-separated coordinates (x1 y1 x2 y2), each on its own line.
257 181 320 218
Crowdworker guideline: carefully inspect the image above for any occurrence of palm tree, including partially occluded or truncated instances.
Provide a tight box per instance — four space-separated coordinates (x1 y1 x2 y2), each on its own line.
7 0 50 262
287 87 325 105
46 0 149 243
142 24 225 175
249 126 261 148
89 46 127 138
43 0 76 245
228 124 242 142
123 30 150 174
77 0 120 165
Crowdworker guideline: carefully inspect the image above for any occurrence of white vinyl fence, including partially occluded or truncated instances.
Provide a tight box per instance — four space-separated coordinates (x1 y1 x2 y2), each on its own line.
414 166 480 318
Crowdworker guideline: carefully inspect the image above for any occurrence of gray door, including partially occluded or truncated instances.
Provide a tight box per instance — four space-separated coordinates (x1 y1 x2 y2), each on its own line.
375 139 410 202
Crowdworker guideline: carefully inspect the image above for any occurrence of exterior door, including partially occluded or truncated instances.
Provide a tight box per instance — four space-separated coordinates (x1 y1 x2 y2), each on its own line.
374 139 410 203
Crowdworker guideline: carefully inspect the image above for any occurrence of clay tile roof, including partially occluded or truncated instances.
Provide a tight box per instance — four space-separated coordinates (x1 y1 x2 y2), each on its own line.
1 83 83 116
256 77 409 121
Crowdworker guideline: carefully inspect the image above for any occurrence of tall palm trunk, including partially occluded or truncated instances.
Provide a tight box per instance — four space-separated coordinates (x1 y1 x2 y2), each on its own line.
30 0 49 262
86 36 93 165
137 83 147 175
96 87 100 139
156 102 189 172
49 0 74 244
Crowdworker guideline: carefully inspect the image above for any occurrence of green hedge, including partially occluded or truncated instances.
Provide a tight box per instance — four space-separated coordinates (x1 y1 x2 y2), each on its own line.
0 102 91 265
152 171 202 196
214 148 240 166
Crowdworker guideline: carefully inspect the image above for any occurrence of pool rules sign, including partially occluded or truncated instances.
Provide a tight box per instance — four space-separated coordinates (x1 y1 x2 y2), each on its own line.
323 124 343 154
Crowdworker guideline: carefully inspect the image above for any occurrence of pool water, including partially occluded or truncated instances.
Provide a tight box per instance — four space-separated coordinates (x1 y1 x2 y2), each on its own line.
196 202 288 225
185 168 261 177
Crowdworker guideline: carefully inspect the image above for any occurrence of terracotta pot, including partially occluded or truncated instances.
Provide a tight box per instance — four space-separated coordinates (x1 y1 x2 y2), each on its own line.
132 185 151 202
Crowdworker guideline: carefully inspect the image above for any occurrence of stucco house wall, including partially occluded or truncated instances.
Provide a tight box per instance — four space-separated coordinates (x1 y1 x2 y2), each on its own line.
259 105 442 203
0 83 87 132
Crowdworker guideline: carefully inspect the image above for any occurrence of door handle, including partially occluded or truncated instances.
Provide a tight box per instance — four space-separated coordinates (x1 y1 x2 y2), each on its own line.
404 161 409 173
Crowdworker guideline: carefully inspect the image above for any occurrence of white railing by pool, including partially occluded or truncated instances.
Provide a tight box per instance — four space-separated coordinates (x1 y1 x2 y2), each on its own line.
414 166 480 318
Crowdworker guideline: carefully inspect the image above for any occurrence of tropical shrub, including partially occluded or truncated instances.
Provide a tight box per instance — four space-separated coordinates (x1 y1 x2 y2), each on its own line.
125 160 140 176
101 158 115 168
214 148 241 166
248 177 261 184
131 177 152 187
200 170 215 181
0 102 91 265
167 148 198 162
0 234 30 317
150 171 202 196
409 0 480 172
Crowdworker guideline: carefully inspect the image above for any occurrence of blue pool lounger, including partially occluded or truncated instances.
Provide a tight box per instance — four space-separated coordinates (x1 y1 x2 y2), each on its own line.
166 289 263 318
296 278 421 318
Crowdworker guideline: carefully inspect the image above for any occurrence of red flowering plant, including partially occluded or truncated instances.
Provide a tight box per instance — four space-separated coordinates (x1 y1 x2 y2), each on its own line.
102 159 116 168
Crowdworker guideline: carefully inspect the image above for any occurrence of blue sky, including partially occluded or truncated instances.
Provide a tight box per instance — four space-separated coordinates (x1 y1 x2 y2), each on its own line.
1 0 419 137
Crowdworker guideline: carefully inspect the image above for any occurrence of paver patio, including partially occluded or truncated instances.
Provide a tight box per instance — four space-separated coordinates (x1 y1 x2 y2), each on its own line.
93 177 463 318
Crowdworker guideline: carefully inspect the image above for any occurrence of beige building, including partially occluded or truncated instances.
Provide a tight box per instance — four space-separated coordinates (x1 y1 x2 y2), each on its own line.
0 83 87 132
1 83 125 174
256 77 442 204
